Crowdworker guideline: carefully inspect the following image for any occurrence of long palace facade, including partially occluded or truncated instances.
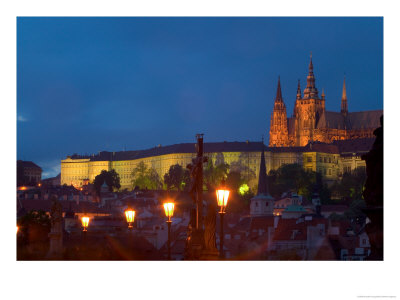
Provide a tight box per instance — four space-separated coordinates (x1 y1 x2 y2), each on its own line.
61 138 374 190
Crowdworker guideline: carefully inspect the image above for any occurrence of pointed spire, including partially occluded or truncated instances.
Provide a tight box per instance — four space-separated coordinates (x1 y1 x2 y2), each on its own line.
257 139 270 196
296 79 302 100
303 53 319 99
341 75 348 115
321 88 325 100
275 76 283 102
342 76 347 101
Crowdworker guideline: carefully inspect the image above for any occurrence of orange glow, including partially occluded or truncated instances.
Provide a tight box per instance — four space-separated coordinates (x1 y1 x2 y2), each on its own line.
16 226 19 233
125 209 135 228
216 188 230 213
19 186 27 191
163 202 175 220
38 183 41 187
81 216 90 231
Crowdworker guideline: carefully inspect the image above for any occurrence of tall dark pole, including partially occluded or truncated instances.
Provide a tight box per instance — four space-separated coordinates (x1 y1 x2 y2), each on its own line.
167 220 171 260
219 212 224 259
196 134 204 230
82 229 87 257
129 225 134 258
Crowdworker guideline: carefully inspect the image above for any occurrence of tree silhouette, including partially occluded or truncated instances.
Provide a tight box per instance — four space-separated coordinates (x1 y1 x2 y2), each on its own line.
93 169 121 195
164 164 190 191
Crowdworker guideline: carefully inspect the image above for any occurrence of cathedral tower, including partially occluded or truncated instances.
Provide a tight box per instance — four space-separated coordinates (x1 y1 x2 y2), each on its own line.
269 77 289 147
293 54 326 146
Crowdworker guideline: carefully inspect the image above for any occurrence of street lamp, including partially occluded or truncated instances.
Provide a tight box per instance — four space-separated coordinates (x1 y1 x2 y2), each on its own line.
81 216 90 232
216 184 230 259
125 208 135 229
163 202 175 260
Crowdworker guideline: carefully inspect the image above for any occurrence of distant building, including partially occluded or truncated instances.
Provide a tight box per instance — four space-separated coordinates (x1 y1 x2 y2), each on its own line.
17 160 42 186
269 55 382 147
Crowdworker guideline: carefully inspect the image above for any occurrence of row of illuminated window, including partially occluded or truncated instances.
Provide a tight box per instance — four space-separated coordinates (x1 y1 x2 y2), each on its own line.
318 156 337 164
64 176 87 180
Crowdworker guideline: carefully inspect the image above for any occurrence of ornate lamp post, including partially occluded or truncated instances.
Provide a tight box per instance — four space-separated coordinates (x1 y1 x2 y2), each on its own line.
163 202 175 260
125 208 135 229
216 184 230 259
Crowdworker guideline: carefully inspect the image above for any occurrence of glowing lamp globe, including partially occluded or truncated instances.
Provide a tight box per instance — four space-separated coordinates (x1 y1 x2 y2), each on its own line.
216 188 230 213
81 216 90 231
125 209 135 228
163 202 175 221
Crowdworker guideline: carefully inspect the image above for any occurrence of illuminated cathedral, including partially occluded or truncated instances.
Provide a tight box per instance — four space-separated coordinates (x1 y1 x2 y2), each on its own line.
269 55 382 147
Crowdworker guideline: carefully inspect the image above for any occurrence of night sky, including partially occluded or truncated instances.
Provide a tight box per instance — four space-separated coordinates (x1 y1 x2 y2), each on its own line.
17 17 383 178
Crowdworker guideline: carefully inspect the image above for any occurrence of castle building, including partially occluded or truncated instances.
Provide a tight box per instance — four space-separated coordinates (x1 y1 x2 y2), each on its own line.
269 55 382 147
61 138 374 190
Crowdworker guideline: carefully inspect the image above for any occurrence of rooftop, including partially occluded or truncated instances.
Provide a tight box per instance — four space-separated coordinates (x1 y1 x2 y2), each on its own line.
17 160 42 170
64 138 376 162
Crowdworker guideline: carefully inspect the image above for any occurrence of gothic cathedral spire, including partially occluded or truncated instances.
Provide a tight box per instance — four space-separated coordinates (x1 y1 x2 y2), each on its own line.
303 53 319 99
269 77 289 147
276 76 283 102
296 79 302 100
341 76 348 115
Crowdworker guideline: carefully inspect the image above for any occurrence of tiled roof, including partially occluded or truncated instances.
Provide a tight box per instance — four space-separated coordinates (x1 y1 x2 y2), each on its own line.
250 216 275 231
66 135 377 162
332 138 375 154
316 110 382 130
273 219 307 241
347 110 382 130
69 141 268 161
316 111 347 130
17 160 42 170
17 199 110 214
303 142 340 154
